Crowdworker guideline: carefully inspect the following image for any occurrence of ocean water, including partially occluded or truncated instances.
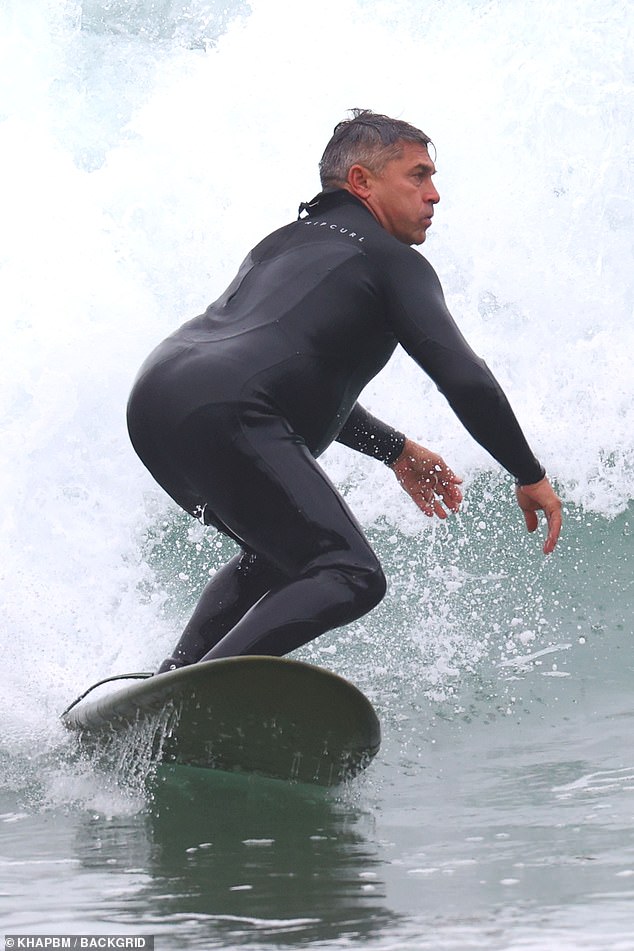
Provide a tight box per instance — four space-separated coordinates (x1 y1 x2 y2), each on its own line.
1 0 633 948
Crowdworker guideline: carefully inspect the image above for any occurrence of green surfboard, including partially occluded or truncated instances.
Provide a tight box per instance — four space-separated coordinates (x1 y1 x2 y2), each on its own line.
62 656 381 786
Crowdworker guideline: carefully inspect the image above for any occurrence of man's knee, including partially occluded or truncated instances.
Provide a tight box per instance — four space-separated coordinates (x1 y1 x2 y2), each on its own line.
311 550 386 618
353 558 387 613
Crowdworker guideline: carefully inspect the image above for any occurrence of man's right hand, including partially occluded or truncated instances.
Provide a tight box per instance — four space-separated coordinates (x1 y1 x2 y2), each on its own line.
515 476 562 554
390 438 463 519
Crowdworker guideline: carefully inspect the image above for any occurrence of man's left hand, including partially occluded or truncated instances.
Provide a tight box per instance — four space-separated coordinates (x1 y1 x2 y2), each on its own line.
390 438 463 519
515 476 562 554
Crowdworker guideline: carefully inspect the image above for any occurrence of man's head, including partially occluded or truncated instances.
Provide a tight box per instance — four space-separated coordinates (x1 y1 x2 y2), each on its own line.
319 109 439 246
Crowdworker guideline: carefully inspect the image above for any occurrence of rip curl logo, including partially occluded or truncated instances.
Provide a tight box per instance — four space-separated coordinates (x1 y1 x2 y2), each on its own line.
303 219 365 242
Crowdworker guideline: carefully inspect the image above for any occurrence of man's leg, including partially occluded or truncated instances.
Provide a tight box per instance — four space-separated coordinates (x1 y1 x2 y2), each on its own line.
157 550 284 672
176 410 386 661
147 404 386 669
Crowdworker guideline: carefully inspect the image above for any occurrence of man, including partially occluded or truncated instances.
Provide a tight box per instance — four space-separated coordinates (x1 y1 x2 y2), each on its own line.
127 109 562 674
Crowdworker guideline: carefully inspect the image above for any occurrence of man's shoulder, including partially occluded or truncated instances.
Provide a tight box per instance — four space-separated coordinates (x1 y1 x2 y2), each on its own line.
363 229 440 287
251 193 440 288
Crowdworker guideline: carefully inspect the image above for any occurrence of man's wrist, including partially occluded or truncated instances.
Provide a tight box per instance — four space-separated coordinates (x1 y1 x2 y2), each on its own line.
514 465 546 488
384 432 407 467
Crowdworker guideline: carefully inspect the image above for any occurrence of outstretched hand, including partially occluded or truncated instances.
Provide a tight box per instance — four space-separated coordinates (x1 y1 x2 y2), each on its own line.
515 476 562 554
390 438 463 519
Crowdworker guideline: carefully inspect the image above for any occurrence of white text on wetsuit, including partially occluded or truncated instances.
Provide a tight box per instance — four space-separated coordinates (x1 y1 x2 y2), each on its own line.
303 219 365 242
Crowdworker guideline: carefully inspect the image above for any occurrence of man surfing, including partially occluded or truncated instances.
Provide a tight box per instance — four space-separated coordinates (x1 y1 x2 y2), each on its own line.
127 109 562 674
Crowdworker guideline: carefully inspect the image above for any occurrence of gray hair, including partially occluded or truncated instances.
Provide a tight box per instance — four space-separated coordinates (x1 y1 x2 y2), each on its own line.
319 109 433 189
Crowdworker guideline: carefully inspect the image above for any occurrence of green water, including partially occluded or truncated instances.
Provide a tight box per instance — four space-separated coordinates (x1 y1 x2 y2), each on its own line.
2 508 633 950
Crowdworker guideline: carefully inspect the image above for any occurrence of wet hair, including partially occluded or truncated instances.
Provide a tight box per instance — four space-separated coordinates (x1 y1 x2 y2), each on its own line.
319 109 433 189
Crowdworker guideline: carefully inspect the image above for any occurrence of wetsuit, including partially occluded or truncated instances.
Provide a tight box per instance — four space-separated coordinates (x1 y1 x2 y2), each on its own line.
127 189 544 669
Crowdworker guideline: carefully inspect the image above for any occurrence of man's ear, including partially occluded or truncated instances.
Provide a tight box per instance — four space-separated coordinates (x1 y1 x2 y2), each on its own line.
346 164 373 199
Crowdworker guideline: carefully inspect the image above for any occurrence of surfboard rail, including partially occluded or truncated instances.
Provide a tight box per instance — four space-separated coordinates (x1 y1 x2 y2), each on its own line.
62 656 381 786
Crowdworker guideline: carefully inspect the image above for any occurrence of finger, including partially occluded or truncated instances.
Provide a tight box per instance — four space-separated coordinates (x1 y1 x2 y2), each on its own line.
439 491 461 513
434 467 461 487
412 492 435 517
543 508 562 554
445 470 463 486
416 490 447 519
428 486 460 516
524 510 538 533
443 483 463 510
432 499 448 519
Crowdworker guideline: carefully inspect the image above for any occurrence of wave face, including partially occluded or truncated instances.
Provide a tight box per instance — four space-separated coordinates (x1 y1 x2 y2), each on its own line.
1 2 633 947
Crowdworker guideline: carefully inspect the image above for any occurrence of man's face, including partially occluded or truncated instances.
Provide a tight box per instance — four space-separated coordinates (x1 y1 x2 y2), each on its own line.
360 142 440 245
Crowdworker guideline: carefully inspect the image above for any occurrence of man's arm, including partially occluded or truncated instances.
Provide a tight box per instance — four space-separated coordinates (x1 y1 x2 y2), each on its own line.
383 251 545 485
379 250 561 551
336 403 406 464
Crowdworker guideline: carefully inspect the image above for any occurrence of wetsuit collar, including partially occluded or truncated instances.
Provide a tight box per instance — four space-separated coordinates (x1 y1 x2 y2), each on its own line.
297 188 373 221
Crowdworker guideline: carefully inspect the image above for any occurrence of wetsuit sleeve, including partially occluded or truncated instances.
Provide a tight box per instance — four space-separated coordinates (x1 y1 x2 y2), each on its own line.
336 403 406 465
383 250 545 485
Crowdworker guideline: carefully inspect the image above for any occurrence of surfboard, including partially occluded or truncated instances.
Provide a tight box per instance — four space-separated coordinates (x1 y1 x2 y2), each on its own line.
62 656 381 786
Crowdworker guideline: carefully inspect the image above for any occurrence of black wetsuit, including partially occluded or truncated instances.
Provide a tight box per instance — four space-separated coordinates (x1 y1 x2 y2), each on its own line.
127 189 544 668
